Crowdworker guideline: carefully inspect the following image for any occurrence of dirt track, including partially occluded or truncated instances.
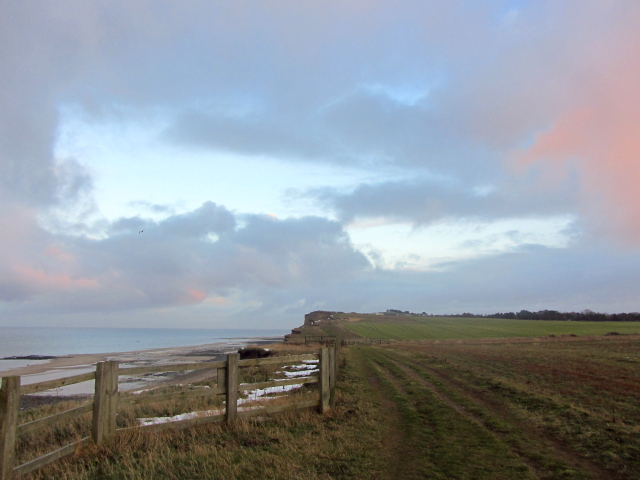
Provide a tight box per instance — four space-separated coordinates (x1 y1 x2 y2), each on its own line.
351 339 639 480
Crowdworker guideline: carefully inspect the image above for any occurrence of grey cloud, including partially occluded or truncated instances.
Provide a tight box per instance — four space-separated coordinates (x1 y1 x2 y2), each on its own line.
310 174 578 225
220 240 640 328
0 95 58 206
0 0 587 217
0 280 33 303
166 110 332 161
0 2 100 207
3 203 370 313
109 217 148 235
167 86 500 181
281 241 640 317
0 1 618 207
2 1 509 180
221 214 371 286
6 238 640 329
320 90 497 177
158 202 235 237
109 202 234 237
3 196 638 328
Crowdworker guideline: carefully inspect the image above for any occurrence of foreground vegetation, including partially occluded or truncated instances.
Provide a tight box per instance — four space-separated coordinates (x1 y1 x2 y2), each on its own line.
19 343 390 479
16 334 640 479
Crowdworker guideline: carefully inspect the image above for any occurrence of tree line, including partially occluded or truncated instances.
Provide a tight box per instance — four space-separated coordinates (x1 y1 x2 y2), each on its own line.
384 309 640 321
486 309 640 321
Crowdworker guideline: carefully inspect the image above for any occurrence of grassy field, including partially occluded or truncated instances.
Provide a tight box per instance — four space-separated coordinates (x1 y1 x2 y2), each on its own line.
342 315 640 340
351 335 640 479
18 333 640 479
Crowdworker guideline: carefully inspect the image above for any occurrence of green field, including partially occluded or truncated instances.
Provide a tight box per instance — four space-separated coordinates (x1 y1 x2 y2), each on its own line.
343 316 640 340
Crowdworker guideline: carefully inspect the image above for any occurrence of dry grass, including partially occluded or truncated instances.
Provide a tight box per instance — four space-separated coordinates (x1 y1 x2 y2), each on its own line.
19 344 389 480
16 398 93 466
16 337 638 479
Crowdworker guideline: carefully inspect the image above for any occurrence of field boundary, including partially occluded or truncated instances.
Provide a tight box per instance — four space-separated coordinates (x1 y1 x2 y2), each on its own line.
341 338 391 345
0 347 337 479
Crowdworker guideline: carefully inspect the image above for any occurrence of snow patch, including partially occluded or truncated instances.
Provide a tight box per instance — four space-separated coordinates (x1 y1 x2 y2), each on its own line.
280 369 319 378
137 361 318 426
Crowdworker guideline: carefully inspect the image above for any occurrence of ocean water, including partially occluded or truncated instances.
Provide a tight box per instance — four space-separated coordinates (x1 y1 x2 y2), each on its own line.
0 327 286 358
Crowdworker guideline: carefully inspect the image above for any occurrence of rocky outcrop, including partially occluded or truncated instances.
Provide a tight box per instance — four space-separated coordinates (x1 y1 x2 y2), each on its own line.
304 311 338 326
284 311 344 343
284 327 305 344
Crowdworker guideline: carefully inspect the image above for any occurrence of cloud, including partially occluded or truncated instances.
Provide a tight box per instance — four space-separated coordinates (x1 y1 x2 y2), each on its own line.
293 241 640 316
514 43 640 243
0 202 370 315
166 110 332 162
310 175 577 225
496 1 640 243
158 201 236 237
10 196 635 327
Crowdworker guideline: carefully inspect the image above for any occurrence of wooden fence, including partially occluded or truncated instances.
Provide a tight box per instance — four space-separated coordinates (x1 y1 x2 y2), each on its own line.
341 339 391 346
0 347 336 479
302 336 390 347
304 335 337 345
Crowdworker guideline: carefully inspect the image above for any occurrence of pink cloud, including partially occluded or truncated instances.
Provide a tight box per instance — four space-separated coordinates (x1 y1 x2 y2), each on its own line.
13 264 99 292
183 289 208 304
513 4 640 244
44 245 75 263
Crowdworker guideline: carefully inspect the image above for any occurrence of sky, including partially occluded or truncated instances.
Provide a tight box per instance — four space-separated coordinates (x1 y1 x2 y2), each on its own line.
2 0 640 329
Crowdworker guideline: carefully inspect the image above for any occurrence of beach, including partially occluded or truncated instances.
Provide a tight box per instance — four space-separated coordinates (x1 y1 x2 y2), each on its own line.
0 336 283 402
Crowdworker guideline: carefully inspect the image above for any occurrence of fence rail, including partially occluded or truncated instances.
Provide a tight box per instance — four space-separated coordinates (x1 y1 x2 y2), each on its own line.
304 335 337 345
341 339 391 345
303 335 391 347
0 347 336 479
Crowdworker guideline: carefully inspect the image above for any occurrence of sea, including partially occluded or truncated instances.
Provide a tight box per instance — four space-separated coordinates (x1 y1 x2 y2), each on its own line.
0 327 287 371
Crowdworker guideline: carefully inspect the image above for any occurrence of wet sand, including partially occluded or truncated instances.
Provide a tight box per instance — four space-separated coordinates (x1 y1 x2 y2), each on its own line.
0 336 282 399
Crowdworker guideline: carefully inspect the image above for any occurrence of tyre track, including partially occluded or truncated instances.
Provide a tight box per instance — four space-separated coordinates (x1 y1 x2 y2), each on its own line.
375 348 615 480
377 355 543 476
367 353 538 480
354 349 428 480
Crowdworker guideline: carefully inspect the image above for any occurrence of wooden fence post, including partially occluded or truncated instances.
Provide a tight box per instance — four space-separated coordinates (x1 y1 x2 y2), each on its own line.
329 346 337 408
320 348 331 413
0 376 19 480
92 361 119 445
225 354 238 422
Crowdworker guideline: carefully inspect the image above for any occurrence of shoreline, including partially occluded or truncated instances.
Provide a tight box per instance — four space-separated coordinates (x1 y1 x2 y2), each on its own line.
0 336 283 399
